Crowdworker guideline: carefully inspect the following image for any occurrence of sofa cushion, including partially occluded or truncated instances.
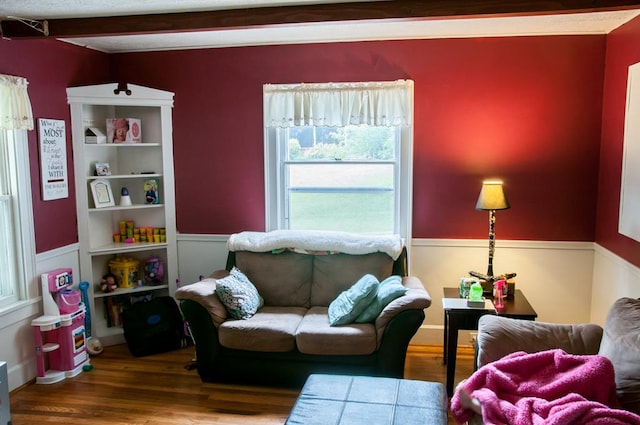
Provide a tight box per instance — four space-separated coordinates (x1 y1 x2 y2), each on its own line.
296 307 377 355
215 267 264 319
235 250 313 307
598 297 640 415
328 274 379 326
355 275 407 323
311 252 394 306
219 306 307 352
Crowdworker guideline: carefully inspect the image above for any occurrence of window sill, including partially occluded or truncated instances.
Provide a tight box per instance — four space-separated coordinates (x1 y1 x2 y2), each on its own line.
0 298 40 330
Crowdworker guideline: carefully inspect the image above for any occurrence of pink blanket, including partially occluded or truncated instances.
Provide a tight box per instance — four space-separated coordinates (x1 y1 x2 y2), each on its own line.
451 349 640 425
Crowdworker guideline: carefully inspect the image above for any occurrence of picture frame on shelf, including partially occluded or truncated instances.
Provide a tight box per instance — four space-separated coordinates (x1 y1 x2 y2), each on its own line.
95 162 111 176
90 179 115 208
143 178 159 204
106 118 142 144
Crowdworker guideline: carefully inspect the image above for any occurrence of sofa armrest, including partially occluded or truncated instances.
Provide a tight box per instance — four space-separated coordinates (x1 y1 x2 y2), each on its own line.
174 271 229 326
374 276 431 346
376 309 426 377
476 315 603 368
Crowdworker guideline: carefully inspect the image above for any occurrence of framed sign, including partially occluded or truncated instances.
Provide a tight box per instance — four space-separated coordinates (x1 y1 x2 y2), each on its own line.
38 118 69 200
90 179 115 208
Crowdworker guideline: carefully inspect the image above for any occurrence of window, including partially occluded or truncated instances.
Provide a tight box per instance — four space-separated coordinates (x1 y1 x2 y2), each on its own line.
0 129 34 310
0 74 35 312
264 80 413 241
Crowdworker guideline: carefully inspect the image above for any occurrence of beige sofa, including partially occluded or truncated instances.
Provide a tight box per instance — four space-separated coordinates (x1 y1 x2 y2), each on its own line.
175 230 432 387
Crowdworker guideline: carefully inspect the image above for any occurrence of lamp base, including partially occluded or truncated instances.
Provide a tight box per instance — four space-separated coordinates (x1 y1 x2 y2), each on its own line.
468 271 517 294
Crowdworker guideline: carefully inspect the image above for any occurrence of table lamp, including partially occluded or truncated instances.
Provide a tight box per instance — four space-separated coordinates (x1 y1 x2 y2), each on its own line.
469 180 516 288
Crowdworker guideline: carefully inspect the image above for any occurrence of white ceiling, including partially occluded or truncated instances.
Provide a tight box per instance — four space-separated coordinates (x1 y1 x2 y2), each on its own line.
2 0 640 53
0 0 370 19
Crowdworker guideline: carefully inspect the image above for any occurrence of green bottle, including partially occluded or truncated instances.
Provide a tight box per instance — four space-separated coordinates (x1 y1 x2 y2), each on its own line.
469 282 483 302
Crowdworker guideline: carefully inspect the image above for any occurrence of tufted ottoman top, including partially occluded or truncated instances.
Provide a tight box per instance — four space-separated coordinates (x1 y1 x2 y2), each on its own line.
286 374 448 425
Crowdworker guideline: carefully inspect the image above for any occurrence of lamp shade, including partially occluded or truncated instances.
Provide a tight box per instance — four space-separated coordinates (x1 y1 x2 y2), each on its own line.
476 180 510 211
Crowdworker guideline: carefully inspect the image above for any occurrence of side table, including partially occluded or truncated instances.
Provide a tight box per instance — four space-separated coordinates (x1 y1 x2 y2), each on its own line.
442 288 537 396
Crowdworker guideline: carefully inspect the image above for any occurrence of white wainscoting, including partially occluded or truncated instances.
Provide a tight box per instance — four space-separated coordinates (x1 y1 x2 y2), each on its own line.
410 239 595 345
176 234 230 286
591 244 640 325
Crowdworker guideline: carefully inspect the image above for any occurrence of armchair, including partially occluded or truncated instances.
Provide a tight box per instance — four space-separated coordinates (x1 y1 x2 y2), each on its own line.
455 297 640 423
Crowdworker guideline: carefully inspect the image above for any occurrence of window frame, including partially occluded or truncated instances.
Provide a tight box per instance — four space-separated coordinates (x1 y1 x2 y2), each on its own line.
0 129 36 313
264 124 413 244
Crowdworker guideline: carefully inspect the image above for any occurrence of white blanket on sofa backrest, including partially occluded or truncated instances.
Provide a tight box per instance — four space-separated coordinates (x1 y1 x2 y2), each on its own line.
227 230 404 260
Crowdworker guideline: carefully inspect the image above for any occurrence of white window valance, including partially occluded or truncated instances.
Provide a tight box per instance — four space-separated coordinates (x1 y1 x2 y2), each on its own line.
0 74 34 130
264 79 413 128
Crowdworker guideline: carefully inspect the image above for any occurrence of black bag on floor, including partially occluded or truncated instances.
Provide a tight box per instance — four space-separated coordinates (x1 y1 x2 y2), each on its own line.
122 296 185 357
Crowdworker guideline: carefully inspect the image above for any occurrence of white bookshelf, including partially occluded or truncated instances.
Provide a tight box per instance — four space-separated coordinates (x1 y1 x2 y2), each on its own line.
67 83 177 345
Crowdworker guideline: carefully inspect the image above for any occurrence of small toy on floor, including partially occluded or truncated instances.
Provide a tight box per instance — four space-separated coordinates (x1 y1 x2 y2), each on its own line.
87 337 104 356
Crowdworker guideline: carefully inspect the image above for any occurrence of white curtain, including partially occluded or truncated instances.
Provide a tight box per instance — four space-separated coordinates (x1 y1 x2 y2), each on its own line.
264 80 413 128
0 74 34 130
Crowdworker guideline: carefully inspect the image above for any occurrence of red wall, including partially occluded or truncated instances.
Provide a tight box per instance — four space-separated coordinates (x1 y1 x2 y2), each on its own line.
0 33 611 252
113 35 606 241
0 38 110 253
597 15 640 268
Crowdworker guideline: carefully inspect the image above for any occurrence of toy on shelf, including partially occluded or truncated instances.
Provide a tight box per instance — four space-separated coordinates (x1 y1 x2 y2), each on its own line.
108 257 140 288
31 268 90 384
119 187 132 206
100 272 118 293
143 256 164 285
113 219 166 244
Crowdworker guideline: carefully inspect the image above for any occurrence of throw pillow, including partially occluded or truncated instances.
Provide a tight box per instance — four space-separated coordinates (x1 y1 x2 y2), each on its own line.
598 297 640 415
215 267 264 319
328 273 379 326
355 275 407 323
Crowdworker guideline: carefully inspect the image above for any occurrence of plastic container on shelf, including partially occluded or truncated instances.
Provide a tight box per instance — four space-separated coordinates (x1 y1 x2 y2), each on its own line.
108 257 140 288
143 256 164 285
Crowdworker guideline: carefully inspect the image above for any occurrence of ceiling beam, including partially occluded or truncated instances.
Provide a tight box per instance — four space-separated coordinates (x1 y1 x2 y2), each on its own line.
3 0 640 39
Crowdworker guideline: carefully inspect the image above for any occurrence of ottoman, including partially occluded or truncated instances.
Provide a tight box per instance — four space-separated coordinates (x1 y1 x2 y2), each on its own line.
285 374 448 425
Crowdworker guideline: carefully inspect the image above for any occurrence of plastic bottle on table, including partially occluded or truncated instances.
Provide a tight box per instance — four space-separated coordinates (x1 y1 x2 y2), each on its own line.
469 282 483 302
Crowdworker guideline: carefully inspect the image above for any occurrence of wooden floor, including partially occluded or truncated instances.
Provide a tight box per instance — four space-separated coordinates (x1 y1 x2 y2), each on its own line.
9 343 475 425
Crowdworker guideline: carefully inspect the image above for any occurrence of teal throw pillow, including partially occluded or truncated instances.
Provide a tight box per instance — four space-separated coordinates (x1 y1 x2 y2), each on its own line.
215 266 264 319
328 274 379 326
355 275 407 323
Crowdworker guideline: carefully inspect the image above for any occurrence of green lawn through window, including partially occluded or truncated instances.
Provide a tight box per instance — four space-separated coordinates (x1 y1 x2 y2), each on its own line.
289 192 394 233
